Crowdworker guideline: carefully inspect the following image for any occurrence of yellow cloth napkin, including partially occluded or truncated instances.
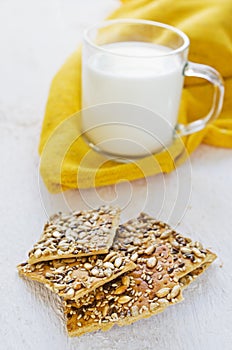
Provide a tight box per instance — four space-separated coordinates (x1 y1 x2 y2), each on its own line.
39 0 232 193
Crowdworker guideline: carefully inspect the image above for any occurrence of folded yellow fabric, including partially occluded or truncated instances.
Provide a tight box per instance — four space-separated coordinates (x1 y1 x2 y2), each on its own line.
39 0 232 193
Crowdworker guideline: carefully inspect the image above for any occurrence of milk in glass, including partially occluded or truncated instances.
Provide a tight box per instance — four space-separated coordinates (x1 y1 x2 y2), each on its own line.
82 42 184 157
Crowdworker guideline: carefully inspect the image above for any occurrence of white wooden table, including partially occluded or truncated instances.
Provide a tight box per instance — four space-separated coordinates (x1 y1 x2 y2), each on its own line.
1 1 232 349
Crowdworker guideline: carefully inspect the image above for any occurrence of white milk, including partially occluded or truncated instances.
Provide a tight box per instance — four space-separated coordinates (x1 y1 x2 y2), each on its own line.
82 42 184 157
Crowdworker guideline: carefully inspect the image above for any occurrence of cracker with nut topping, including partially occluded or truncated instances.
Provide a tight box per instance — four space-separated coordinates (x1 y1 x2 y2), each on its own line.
63 214 216 337
18 253 136 301
64 244 183 337
63 215 216 336
64 257 214 337
114 213 217 280
27 206 120 264
17 210 217 337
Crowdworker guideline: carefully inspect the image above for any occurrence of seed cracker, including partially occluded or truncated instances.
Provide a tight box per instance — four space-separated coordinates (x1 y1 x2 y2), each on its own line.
17 211 217 337
64 244 183 337
64 258 216 337
63 213 216 336
28 206 120 264
113 213 217 280
18 253 136 301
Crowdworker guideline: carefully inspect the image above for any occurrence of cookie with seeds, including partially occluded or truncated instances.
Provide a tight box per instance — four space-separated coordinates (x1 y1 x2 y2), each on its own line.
17 211 217 337
28 206 120 264
63 214 216 336
113 213 217 280
64 255 216 337
64 244 183 337
18 253 136 301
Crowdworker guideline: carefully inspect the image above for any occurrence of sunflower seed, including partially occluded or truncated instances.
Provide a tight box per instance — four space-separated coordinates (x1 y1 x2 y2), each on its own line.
52 231 61 238
54 283 66 290
180 247 192 254
65 288 75 298
103 252 116 262
133 238 141 246
114 257 122 268
84 263 93 270
170 285 181 298
158 298 169 307
34 249 42 259
146 257 157 268
104 268 112 277
58 244 69 251
55 266 65 273
45 272 54 278
144 245 156 255
114 285 127 295
103 262 114 270
171 240 180 249
192 247 205 258
131 252 139 262
90 267 99 277
160 230 172 239
118 296 132 304
156 288 170 298
102 304 109 317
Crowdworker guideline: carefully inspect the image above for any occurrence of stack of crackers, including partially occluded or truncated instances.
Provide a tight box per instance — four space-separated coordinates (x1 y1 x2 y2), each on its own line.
18 205 217 337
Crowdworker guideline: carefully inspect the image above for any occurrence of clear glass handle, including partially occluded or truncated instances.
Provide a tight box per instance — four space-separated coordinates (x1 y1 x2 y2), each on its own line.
176 62 224 136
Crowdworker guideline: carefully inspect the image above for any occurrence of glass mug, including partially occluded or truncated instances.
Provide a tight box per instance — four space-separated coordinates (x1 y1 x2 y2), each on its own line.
81 19 224 159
